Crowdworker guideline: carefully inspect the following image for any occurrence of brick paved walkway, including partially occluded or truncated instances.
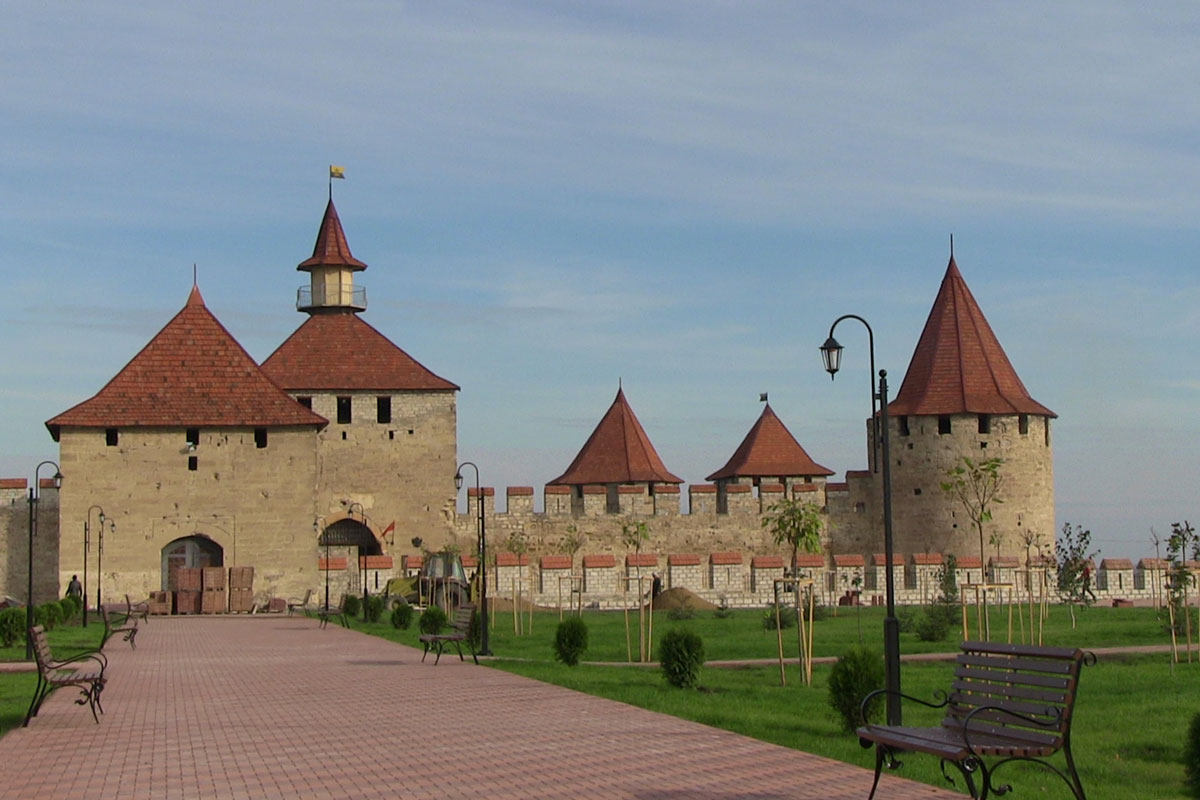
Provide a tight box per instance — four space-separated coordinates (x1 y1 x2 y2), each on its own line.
0 618 957 800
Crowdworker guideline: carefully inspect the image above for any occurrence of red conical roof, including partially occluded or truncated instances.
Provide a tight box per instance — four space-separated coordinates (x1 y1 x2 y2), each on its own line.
261 313 458 392
888 257 1055 417
45 287 327 440
549 388 682 485
707 404 833 481
297 199 366 271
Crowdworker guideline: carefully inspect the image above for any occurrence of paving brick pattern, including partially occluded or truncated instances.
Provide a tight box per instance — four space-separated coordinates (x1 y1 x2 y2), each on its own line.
0 618 957 799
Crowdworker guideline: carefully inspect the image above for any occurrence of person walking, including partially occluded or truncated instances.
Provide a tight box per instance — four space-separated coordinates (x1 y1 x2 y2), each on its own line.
66 574 83 600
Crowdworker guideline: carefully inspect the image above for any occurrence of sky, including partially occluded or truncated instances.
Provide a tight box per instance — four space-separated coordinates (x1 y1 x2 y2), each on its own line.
2 3 1197 561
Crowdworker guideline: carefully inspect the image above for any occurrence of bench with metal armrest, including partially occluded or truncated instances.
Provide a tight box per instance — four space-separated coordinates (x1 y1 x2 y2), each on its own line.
25 625 107 726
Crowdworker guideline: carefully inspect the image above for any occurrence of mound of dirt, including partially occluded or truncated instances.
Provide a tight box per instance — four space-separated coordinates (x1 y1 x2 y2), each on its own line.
650 587 717 612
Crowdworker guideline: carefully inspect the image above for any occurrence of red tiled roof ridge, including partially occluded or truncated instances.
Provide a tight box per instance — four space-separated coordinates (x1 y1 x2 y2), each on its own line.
261 313 458 392
889 257 1055 418
548 387 682 486
706 403 833 481
297 199 366 270
46 287 327 437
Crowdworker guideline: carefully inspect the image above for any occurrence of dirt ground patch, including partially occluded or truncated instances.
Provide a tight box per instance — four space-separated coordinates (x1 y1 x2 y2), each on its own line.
650 587 717 612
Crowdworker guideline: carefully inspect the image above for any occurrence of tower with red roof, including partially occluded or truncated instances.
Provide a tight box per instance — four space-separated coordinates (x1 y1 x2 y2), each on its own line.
861 255 1056 558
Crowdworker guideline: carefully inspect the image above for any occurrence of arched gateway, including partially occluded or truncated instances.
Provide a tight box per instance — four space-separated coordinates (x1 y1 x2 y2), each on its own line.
161 535 224 592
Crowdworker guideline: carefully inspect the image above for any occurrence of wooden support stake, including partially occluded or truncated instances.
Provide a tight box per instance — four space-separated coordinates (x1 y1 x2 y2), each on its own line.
774 591 786 687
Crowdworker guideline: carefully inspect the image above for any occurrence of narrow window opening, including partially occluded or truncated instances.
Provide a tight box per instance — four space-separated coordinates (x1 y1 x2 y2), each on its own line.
187 456 198 471
898 416 910 437
105 428 119 447
1044 420 1051 447
1018 414 1029 435
186 428 200 446
377 396 391 424
980 441 988 449
254 428 268 449
341 431 347 441
854 502 865 513
297 396 312 410
978 414 990 434
938 415 952 435
606 484 620 514
913 488 922 496
388 430 395 440
407 428 414 435
337 396 352 424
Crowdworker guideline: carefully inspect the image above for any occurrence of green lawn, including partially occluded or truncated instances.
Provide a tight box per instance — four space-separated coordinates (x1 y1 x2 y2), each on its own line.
1 605 1194 798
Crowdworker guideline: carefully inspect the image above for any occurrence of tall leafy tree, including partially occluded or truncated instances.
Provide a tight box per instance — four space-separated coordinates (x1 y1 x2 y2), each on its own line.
941 457 1005 572
1055 522 1098 629
762 498 825 680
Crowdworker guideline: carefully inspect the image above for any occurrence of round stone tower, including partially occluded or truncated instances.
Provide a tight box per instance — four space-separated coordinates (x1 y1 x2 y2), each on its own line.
874 256 1056 563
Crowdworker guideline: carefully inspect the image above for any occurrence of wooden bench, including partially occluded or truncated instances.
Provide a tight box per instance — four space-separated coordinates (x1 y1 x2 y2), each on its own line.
99 604 138 650
419 603 478 665
857 640 1094 800
25 625 107 726
288 589 315 617
125 593 150 623
316 596 350 629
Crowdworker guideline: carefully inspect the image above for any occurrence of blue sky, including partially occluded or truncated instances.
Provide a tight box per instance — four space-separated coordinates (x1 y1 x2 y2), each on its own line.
3 3 1197 560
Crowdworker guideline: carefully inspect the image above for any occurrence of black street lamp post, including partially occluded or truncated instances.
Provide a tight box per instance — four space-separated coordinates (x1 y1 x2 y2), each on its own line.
315 515 329 612
348 503 369 622
26 461 63 661
821 315 901 725
83 505 105 628
455 461 490 656
96 516 114 620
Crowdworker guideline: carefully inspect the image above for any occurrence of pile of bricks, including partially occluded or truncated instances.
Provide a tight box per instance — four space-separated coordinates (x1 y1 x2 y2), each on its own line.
173 567 202 614
228 567 254 613
201 567 226 614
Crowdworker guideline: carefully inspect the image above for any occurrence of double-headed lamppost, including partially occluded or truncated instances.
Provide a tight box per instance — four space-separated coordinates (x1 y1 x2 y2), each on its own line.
348 502 369 622
821 315 901 725
454 462 490 656
96 516 114 621
26 461 63 660
83 505 105 628
315 515 329 612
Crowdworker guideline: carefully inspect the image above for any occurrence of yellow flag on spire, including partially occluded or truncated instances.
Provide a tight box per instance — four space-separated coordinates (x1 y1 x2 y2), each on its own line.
329 165 346 179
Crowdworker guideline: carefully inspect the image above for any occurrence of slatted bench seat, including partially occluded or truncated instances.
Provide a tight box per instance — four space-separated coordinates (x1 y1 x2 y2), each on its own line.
419 603 478 665
857 640 1094 800
25 625 107 726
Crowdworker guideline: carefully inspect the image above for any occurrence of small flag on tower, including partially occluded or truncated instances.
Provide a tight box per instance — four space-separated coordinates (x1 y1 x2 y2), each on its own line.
329 165 346 179
760 392 768 403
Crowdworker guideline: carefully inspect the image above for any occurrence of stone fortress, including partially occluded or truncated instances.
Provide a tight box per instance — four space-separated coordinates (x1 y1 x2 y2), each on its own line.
0 197 1162 613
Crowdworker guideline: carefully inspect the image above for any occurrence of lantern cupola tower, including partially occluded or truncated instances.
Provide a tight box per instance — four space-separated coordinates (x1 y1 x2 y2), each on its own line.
296 199 367 313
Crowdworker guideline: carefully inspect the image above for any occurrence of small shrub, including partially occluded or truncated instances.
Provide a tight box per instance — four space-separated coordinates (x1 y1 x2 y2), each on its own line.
916 611 949 642
802 603 831 623
713 597 734 619
342 594 362 618
1187 710 1200 797
419 605 448 635
364 595 386 623
659 628 705 689
467 607 482 650
390 602 414 630
762 605 796 630
553 616 589 666
896 607 918 633
60 597 77 622
37 603 62 631
0 608 23 647
828 646 885 733
666 603 696 621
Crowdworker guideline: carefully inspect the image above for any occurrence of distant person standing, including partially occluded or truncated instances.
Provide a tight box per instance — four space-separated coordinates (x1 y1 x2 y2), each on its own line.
66 574 83 600
651 572 662 599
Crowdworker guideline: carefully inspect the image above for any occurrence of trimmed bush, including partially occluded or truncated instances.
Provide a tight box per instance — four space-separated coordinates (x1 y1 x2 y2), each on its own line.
390 602 414 630
916 610 950 642
467 607 482 650
659 628 705 689
364 595 386 623
342 594 362 618
762 606 796 630
37 602 62 631
666 604 696 621
1186 710 1200 797
0 607 23 647
419 605 448 635
60 597 77 622
553 617 588 666
828 646 885 732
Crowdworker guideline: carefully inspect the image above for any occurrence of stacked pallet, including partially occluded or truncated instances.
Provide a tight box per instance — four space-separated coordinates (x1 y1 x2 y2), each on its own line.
228 567 255 613
174 567 202 614
147 590 172 615
201 567 227 614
